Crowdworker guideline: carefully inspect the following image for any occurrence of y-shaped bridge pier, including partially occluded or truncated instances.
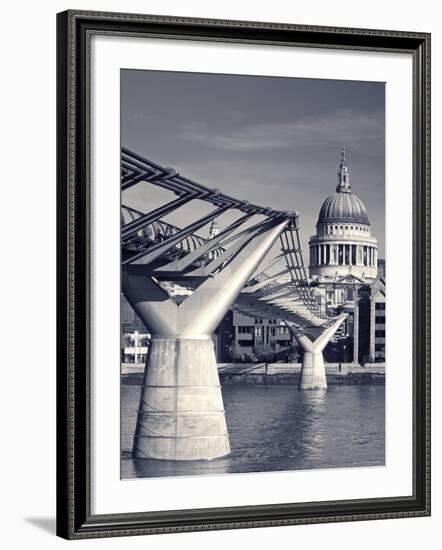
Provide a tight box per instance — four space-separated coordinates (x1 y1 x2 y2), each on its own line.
121 148 346 461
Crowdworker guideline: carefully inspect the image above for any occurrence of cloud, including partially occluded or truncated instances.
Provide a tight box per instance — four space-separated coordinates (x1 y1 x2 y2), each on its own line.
180 108 384 153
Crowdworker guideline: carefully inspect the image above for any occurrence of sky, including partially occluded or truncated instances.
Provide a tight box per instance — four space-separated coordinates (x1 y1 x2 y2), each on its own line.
121 69 385 258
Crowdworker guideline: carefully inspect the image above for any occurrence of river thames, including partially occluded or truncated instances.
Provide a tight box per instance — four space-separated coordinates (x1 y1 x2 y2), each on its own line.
121 380 385 479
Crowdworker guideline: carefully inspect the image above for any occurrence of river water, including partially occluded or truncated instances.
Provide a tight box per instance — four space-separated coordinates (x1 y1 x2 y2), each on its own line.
121 380 384 479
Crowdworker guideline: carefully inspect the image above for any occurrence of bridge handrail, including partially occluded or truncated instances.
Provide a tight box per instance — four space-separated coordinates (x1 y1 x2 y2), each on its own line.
122 147 299 221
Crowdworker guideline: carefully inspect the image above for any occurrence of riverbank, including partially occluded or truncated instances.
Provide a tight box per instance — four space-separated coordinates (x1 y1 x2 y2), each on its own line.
219 372 384 386
121 362 385 385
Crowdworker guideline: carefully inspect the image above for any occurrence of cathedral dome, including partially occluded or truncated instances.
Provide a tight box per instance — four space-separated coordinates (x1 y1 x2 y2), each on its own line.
318 191 369 225
317 146 370 226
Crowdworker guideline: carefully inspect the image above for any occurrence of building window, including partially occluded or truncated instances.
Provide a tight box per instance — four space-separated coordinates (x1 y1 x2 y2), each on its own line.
376 303 386 310
238 340 252 347
375 316 385 324
375 330 385 337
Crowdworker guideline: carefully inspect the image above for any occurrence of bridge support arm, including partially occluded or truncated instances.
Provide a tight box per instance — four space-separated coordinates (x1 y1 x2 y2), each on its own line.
288 316 346 390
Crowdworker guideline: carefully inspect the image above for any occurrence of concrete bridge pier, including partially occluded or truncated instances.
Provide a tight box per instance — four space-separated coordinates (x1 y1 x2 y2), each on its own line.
123 218 290 460
289 316 346 390
135 336 229 460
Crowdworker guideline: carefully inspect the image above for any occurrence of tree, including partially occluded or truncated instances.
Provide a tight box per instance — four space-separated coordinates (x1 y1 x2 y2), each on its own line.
252 344 274 362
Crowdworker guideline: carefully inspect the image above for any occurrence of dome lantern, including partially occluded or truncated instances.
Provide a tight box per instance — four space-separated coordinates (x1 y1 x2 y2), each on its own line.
336 145 351 193
317 147 370 226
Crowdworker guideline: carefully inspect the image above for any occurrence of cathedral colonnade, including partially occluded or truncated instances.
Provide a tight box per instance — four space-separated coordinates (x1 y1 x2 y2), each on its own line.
310 242 378 268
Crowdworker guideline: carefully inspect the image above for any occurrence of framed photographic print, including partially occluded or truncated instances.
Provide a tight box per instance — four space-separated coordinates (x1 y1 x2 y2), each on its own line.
56 10 431 539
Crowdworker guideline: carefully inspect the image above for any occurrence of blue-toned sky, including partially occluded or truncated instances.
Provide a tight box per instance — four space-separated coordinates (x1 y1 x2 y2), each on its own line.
121 69 385 257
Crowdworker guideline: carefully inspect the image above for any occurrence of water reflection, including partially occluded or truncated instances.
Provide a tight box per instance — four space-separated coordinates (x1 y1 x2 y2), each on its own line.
295 389 328 460
131 455 230 479
121 381 385 479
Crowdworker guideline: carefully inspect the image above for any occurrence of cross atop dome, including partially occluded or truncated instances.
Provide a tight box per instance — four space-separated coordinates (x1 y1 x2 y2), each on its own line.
337 145 351 193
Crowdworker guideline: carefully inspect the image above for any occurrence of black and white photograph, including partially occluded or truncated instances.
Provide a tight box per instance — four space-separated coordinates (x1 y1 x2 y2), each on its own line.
1 0 436 546
120 69 386 479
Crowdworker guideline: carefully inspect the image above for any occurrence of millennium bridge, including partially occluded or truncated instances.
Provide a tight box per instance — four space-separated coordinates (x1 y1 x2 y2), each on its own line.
121 148 346 461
